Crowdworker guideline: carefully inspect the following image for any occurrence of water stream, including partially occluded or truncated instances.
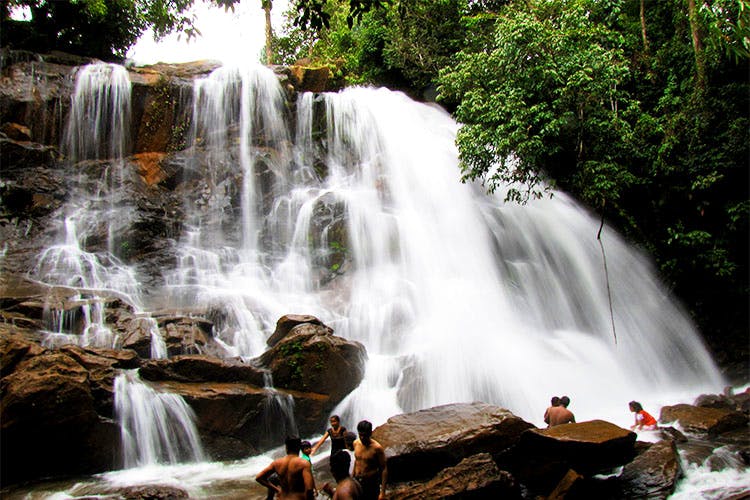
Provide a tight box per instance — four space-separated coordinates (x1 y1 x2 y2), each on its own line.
12 60 738 497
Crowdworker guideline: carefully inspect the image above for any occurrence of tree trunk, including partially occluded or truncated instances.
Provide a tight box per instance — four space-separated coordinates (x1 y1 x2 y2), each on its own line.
263 0 273 65
687 0 705 87
640 0 649 52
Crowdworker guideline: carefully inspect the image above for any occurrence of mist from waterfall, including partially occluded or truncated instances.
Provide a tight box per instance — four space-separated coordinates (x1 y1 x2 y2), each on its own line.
164 66 723 428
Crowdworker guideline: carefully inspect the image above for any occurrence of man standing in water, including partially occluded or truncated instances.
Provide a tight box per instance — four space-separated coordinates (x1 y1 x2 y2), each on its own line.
256 436 315 499
353 420 388 500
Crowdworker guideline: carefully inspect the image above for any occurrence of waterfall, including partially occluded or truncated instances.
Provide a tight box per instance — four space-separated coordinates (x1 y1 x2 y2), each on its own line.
166 70 722 427
114 370 205 468
31 63 140 350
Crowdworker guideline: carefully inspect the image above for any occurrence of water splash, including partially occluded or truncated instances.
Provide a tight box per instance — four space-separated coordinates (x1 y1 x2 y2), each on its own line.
115 370 205 468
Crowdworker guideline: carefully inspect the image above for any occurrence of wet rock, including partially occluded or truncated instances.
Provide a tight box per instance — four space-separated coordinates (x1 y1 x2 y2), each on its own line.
386 452 520 499
267 314 328 347
617 440 682 499
546 469 586 500
257 320 366 403
372 402 535 483
109 484 189 499
288 65 333 93
659 426 688 443
515 420 637 493
140 354 266 386
659 404 748 436
695 389 750 417
0 122 31 141
0 330 45 377
0 350 119 483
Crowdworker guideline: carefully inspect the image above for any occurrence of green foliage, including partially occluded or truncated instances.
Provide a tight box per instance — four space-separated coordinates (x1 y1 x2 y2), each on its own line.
1 0 199 59
438 0 749 353
439 0 635 205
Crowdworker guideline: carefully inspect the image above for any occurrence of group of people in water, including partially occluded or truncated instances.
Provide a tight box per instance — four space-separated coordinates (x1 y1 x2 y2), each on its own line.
258 399 660 499
256 415 386 499
544 395 658 431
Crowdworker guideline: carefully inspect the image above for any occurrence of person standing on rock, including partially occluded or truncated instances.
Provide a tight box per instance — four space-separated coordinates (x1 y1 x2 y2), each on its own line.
353 420 388 500
547 395 576 426
543 396 561 427
256 436 315 500
629 401 658 430
311 415 348 456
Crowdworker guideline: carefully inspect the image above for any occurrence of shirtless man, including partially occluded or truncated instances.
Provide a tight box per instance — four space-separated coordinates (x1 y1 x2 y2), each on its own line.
256 436 315 500
543 396 561 427
353 420 387 500
547 395 576 427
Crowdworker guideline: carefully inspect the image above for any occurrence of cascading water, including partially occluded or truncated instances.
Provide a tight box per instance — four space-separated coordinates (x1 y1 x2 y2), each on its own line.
167 73 723 429
31 63 140 350
115 370 205 467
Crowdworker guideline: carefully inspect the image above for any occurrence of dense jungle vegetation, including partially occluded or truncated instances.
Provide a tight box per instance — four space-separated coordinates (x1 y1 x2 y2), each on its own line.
1 0 748 374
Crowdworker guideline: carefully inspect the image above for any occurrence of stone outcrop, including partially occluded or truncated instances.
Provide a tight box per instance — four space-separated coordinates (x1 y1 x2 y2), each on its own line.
257 319 366 403
514 420 637 493
0 347 124 483
0 309 366 482
616 439 682 499
385 453 521 499
659 404 748 436
373 402 534 482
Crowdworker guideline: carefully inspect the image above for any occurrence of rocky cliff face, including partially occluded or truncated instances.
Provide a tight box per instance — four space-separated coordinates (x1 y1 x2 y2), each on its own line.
0 51 357 485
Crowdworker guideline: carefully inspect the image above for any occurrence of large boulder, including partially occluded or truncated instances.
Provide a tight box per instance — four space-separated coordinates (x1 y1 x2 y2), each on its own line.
515 420 637 493
616 440 682 499
659 404 748 436
372 402 535 482
0 349 120 483
257 320 366 403
385 453 520 500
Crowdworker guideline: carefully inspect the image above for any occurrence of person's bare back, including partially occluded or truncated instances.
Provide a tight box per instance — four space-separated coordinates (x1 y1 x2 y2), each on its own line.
547 405 575 426
256 437 314 500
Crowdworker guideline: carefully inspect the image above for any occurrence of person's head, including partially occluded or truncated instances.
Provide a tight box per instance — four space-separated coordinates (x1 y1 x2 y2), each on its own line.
285 436 302 455
560 396 570 408
357 420 373 444
629 401 643 413
301 440 312 455
551 396 561 407
330 415 341 430
330 450 351 481
344 431 357 451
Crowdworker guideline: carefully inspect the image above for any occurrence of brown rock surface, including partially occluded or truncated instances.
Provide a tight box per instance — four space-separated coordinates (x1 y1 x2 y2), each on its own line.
386 452 520 499
617 439 682 499
515 420 637 492
659 404 748 435
373 402 535 482
257 321 366 402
